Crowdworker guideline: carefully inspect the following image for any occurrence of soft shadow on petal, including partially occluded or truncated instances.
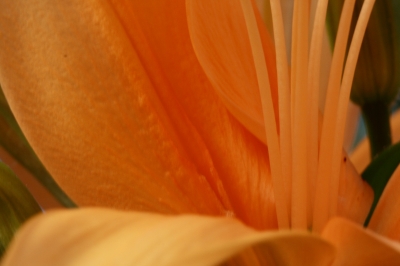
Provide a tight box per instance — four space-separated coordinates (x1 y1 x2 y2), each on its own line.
322 217 400 266
337 153 373 224
227 234 335 266
186 0 278 144
1 209 335 266
111 0 278 229
368 164 400 240
107 0 234 216
0 0 226 215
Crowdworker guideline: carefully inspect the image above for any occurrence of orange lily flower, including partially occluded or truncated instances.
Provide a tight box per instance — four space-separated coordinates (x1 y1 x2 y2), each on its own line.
1 0 400 265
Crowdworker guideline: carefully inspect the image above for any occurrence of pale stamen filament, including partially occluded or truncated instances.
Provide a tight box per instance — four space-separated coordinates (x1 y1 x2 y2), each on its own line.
239 0 289 229
239 0 375 232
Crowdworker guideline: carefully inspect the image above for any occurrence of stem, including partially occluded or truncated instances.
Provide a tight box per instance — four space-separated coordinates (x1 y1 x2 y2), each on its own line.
361 101 392 159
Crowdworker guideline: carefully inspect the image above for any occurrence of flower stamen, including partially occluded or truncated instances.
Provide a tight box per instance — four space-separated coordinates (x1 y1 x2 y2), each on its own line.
239 0 289 229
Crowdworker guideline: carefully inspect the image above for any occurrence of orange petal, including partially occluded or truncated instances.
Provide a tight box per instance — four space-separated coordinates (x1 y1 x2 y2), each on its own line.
116 0 278 229
368 164 400 240
0 0 226 215
186 0 278 144
337 153 373 224
1 208 335 266
322 217 400 265
108 0 235 212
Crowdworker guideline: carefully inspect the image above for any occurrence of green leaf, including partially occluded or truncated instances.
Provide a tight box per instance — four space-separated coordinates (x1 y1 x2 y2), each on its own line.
0 161 42 257
0 86 76 208
362 142 400 226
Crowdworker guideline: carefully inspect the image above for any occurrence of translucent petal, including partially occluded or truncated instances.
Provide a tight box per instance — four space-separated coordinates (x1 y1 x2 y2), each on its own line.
118 0 278 229
187 0 278 144
368 165 400 240
323 217 400 265
1 209 335 266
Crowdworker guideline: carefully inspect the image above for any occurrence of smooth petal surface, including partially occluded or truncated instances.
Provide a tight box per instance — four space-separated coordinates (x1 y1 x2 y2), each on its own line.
1 209 336 266
0 0 375 232
322 217 400 266
187 0 278 144
0 0 226 215
337 153 373 224
98 0 279 229
368 164 400 240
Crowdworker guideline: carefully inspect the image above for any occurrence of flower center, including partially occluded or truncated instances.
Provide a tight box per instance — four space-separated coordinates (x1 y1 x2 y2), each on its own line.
240 0 376 232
